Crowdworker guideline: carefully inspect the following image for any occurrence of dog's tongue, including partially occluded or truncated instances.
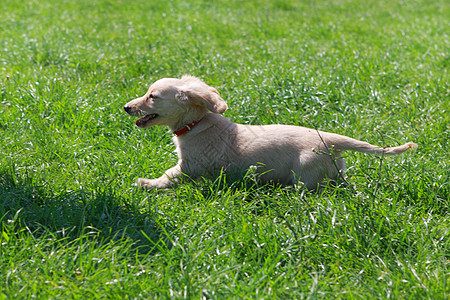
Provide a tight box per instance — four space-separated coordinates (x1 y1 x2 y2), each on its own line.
136 114 156 126
136 115 150 126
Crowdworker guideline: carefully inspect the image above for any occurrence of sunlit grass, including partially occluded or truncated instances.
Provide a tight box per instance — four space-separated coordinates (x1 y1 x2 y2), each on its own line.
1 0 448 298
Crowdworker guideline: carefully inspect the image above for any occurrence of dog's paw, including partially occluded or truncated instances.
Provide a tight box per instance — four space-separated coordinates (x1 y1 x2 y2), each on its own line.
136 178 168 190
136 178 155 190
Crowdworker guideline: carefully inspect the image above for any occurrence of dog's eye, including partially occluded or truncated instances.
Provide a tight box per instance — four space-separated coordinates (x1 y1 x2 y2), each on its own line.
149 94 159 100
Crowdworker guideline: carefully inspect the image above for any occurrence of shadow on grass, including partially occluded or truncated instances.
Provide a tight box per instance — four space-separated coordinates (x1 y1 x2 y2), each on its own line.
0 171 171 254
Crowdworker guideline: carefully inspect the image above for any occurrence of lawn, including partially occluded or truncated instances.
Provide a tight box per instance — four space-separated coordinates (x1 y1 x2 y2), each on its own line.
0 0 448 298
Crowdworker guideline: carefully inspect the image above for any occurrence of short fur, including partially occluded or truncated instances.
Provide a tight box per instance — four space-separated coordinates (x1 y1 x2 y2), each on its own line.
124 76 417 190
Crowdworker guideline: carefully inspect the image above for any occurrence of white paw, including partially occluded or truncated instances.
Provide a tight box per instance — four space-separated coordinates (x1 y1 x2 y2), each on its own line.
136 178 168 190
136 178 155 190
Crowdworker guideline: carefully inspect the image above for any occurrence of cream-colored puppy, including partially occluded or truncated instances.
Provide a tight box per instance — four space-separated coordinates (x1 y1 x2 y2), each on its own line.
124 76 417 190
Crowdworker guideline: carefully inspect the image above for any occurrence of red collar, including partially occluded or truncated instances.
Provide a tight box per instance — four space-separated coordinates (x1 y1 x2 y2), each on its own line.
173 118 203 136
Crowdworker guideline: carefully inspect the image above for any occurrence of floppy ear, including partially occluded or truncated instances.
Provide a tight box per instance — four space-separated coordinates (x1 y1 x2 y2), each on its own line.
178 76 228 114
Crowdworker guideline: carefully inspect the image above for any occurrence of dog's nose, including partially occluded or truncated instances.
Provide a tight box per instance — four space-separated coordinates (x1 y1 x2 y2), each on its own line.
124 105 132 113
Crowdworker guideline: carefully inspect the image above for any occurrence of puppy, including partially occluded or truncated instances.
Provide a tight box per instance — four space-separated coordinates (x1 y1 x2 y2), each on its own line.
124 76 417 190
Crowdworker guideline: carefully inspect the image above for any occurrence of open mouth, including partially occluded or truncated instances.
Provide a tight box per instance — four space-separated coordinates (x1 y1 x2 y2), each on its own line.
136 114 158 127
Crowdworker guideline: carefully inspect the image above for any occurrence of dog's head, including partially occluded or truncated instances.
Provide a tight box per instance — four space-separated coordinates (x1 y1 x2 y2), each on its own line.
124 76 228 130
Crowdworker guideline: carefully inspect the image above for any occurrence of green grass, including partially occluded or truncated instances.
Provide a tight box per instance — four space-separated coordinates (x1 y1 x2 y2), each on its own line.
0 0 449 298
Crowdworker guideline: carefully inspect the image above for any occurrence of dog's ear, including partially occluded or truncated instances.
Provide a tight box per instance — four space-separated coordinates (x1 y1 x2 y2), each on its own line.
178 76 228 114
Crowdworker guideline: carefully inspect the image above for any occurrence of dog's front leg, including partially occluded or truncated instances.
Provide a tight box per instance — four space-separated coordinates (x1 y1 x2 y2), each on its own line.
137 165 183 190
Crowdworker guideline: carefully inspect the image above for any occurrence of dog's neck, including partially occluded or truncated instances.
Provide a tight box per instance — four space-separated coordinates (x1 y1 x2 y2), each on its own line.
172 117 204 136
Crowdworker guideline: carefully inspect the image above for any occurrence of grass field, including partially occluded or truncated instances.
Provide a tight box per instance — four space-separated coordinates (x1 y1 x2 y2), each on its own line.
0 0 449 298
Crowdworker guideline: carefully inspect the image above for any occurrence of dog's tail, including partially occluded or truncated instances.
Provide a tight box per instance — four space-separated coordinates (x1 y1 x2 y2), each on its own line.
324 133 418 156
